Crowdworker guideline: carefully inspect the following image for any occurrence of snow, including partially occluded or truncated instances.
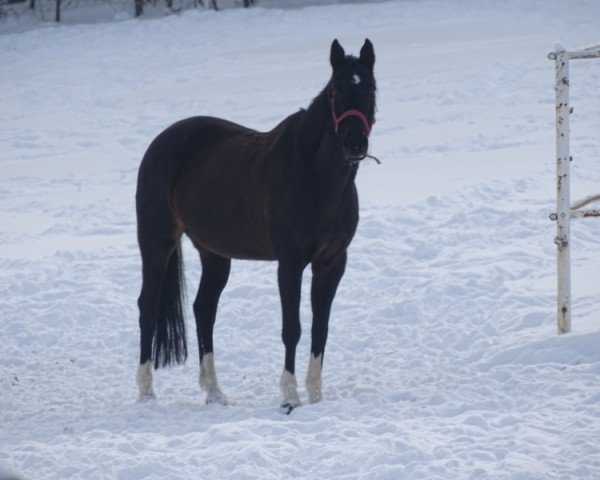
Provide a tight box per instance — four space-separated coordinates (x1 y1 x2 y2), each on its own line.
2 0 600 478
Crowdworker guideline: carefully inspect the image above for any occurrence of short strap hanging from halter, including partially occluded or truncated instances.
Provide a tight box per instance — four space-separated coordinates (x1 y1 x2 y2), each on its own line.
331 101 373 136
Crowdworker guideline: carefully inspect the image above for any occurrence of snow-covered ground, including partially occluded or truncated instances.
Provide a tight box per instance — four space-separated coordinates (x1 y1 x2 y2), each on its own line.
2 1 600 478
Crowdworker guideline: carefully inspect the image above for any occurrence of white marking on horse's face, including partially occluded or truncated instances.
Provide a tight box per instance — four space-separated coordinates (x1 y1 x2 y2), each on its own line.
352 73 361 85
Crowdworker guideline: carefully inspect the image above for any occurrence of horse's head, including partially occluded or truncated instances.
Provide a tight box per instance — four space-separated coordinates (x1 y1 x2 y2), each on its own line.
329 39 376 164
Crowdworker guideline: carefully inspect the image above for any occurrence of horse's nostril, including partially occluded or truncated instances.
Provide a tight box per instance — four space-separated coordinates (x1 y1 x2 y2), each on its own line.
345 142 366 153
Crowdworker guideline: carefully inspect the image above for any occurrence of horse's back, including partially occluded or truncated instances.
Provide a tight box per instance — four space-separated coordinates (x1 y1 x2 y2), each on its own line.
137 115 260 202
137 115 280 260
139 116 255 175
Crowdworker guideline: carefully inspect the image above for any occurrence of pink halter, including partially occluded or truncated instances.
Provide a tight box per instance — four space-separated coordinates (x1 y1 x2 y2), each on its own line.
331 103 373 136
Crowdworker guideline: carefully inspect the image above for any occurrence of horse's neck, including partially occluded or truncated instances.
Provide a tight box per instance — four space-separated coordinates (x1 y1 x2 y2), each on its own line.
297 89 330 160
298 90 346 169
294 90 357 220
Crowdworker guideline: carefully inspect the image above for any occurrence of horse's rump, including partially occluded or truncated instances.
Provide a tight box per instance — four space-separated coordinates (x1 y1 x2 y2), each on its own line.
138 116 280 260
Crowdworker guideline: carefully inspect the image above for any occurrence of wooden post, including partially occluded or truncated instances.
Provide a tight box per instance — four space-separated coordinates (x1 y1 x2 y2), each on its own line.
55 0 61 22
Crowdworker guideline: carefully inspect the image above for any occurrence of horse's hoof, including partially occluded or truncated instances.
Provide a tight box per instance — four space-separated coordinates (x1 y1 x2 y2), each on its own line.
138 392 157 403
307 390 322 404
206 391 228 406
280 402 301 415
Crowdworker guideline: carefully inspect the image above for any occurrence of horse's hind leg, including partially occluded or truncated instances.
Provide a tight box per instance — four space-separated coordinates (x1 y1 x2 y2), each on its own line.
136 204 182 401
194 248 231 405
136 243 176 401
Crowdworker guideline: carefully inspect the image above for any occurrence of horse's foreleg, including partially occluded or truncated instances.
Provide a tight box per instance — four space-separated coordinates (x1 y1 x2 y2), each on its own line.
278 258 305 412
306 251 347 404
195 250 231 405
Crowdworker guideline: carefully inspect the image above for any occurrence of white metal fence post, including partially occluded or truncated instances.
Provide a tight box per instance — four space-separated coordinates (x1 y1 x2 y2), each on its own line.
548 43 600 334
554 48 571 334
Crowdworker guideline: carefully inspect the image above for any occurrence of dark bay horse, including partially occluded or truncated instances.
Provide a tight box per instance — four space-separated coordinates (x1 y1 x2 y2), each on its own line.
136 39 376 412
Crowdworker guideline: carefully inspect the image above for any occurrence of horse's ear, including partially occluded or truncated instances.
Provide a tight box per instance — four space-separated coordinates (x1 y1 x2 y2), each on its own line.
359 38 375 71
330 39 346 71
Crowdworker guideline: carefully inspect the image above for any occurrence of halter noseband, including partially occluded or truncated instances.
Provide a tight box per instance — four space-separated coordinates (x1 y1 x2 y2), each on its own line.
331 101 373 136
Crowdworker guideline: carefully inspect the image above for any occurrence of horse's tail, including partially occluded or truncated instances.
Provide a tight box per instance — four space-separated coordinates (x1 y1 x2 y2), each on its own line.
154 243 188 369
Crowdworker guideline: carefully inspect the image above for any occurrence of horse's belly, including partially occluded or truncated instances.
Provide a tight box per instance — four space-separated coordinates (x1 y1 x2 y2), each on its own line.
180 194 277 261
190 226 276 261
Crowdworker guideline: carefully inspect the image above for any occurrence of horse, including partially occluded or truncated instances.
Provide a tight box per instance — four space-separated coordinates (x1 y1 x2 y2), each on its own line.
135 39 377 412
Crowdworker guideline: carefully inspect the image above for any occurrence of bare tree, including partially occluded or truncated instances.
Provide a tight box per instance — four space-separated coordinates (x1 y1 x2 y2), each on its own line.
134 0 254 18
199 0 218 9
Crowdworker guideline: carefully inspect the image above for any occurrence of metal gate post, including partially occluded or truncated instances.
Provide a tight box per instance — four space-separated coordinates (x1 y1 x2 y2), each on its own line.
549 43 600 334
553 48 571 334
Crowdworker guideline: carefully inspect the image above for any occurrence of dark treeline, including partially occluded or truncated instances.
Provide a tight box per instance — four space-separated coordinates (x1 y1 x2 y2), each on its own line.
0 0 256 22
135 0 255 17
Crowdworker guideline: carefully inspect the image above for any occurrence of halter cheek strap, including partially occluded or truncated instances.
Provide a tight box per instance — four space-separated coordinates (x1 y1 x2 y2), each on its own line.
331 102 373 136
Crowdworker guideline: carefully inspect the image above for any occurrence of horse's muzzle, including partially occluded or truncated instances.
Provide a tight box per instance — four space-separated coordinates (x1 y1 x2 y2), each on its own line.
344 150 368 162
343 140 368 164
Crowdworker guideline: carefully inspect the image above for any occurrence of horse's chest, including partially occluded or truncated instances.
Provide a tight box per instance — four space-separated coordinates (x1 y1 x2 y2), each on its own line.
291 196 358 260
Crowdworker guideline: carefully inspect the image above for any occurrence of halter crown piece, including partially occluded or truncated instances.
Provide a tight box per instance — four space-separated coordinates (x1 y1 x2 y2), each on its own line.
331 100 373 136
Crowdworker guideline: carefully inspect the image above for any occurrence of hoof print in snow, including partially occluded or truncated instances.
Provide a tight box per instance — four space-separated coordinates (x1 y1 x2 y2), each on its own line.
138 393 157 403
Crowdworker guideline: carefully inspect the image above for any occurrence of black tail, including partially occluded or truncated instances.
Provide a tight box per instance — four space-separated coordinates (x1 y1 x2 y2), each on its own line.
153 244 188 369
